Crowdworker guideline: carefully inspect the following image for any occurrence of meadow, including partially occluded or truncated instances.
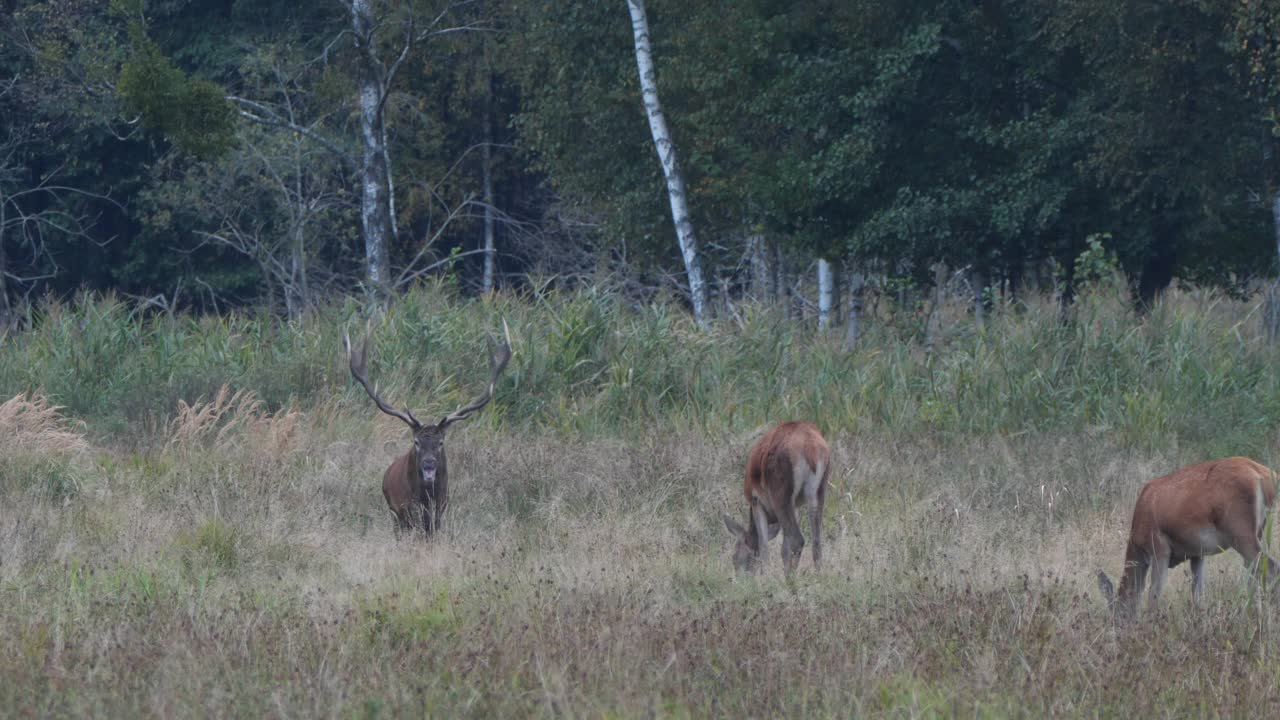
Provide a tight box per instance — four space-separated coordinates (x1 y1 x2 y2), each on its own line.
3 281 1280 717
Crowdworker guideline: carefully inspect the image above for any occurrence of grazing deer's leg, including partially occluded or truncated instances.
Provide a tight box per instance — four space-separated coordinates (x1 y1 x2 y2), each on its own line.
752 499 772 570
1147 542 1171 613
777 498 805 579
805 473 824 570
1232 535 1280 594
1189 556 1205 605
1222 499 1280 594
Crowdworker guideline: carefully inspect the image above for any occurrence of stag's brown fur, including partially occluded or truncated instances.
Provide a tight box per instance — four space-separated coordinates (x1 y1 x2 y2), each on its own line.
382 429 449 536
346 321 511 540
1098 456 1280 619
723 422 831 577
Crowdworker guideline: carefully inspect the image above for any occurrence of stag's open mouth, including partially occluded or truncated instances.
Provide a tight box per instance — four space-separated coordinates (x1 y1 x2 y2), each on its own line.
420 468 436 484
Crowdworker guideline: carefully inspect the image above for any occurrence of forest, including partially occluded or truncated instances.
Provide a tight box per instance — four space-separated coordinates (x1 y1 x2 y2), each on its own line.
2 0 1280 325
10 1 1280 717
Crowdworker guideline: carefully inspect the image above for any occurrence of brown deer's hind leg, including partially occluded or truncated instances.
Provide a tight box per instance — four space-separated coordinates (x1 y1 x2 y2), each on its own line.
776 497 805 579
805 474 824 570
1230 533 1280 593
1222 505 1280 593
1146 541 1171 613
1189 556 1205 604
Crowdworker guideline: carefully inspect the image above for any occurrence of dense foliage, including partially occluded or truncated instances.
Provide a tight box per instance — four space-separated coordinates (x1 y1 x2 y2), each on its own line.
2 0 1280 317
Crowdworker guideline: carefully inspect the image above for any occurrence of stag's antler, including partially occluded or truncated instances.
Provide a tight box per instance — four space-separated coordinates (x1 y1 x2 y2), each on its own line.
344 324 422 429
441 318 513 427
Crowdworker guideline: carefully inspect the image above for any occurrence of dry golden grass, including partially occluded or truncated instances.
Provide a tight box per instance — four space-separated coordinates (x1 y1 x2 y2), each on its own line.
2 399 1280 717
0 393 89 458
168 383 301 455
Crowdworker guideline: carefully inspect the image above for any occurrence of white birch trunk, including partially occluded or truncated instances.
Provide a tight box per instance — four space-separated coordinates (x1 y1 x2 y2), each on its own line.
747 233 768 301
481 105 496 295
970 268 986 329
817 258 834 331
771 241 784 304
627 0 709 327
351 0 392 302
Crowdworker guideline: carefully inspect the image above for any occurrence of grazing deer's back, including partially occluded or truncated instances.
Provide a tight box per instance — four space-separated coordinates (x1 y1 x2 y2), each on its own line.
1131 457 1277 539
745 422 830 500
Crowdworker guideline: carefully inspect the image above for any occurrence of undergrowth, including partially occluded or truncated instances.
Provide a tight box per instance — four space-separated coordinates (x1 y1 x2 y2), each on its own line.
0 281 1277 457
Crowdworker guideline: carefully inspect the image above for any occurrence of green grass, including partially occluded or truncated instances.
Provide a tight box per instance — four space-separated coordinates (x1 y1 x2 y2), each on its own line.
3 283 1280 716
4 281 1280 455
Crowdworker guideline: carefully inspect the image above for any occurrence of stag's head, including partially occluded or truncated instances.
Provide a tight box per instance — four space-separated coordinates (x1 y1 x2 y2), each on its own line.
344 319 514 488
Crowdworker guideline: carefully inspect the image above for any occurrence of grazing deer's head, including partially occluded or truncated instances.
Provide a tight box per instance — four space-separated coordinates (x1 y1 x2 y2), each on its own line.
722 513 778 573
345 320 513 538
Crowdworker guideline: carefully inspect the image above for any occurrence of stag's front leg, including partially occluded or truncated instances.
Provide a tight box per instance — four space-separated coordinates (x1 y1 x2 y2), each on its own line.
420 498 437 538
390 507 413 541
433 487 447 536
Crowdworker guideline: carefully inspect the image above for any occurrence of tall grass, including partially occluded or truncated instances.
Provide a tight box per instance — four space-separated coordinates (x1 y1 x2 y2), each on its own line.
2 282 1278 456
4 282 1280 716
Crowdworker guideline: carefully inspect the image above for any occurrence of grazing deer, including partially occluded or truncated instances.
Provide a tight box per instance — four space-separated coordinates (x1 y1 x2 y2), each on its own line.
1097 456 1280 619
345 321 512 539
722 422 831 578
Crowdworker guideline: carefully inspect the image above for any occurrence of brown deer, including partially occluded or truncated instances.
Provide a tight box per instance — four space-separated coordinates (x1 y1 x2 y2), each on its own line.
722 421 831 578
1097 456 1280 619
344 321 512 539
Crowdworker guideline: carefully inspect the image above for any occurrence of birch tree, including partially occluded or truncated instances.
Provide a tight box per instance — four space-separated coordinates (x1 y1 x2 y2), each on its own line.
481 92 497 295
346 0 396 302
626 0 708 327
817 258 834 331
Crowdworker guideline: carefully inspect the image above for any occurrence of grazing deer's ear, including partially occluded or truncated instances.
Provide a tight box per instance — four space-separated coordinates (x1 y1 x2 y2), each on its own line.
767 523 781 540
722 514 745 537
1096 570 1115 605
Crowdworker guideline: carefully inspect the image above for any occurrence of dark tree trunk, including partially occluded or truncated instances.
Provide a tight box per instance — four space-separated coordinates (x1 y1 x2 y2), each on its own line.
0 195 9 328
1136 230 1175 311
1266 191 1280 341
843 263 865 351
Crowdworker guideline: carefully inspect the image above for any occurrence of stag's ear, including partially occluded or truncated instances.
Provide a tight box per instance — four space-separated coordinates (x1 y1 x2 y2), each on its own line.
722 514 746 537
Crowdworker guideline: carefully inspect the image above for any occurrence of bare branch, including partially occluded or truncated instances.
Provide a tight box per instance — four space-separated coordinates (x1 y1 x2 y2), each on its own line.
228 96 357 168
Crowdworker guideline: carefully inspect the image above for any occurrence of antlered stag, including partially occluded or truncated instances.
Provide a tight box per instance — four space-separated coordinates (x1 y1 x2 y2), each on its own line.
1098 456 1280 619
345 322 512 539
722 422 831 578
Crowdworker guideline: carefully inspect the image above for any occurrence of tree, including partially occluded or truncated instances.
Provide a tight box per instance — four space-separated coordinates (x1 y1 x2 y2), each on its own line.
1045 0 1271 306
626 0 708 326
1234 0 1280 337
0 81 105 325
